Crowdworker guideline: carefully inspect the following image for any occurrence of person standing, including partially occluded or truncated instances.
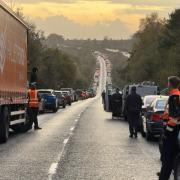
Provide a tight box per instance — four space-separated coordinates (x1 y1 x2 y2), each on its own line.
111 88 122 120
158 76 180 180
126 86 142 138
28 83 42 130
101 90 106 105
30 67 38 84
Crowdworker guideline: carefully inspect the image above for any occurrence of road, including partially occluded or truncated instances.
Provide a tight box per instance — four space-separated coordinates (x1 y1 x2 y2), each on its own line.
0 54 164 180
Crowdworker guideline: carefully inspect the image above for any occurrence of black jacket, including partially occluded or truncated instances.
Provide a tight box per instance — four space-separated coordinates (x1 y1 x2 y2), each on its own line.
126 92 143 113
168 95 180 118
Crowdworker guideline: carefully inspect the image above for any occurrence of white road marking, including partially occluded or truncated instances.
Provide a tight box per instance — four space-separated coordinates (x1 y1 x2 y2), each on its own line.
70 127 75 131
63 138 69 144
48 163 58 175
48 137 70 179
48 54 105 180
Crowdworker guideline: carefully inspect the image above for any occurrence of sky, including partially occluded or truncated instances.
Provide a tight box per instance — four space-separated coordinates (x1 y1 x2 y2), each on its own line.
4 0 180 39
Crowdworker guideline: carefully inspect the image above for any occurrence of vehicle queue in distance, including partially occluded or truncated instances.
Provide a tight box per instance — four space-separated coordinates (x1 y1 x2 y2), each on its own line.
38 88 96 114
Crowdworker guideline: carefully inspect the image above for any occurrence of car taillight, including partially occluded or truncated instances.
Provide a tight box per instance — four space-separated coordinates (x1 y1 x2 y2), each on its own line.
152 113 162 121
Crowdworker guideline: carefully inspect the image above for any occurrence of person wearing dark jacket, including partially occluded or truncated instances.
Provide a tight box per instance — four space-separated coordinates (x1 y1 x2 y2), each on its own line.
30 67 38 84
126 86 143 138
111 88 122 120
101 90 106 110
158 76 180 180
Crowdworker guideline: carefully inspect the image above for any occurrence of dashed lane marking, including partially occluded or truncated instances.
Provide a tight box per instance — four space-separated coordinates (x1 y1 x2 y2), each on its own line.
48 163 58 176
70 127 75 131
48 97 95 179
63 138 69 144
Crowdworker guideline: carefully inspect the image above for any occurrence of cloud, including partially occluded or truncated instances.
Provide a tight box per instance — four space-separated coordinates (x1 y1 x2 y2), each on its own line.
33 15 132 39
13 0 179 38
17 0 180 7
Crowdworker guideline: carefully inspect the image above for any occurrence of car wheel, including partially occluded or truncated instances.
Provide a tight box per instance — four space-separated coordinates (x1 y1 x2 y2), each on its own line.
174 154 180 180
146 131 153 141
0 107 10 143
53 107 58 113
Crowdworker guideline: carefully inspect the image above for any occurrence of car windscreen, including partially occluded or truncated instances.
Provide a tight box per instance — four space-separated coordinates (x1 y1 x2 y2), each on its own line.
155 100 167 110
145 96 157 106
62 92 68 95
38 91 52 96
54 92 61 96
61 89 71 92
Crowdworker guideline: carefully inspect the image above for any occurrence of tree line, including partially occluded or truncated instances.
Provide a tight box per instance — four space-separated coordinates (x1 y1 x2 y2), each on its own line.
117 10 180 89
15 9 132 90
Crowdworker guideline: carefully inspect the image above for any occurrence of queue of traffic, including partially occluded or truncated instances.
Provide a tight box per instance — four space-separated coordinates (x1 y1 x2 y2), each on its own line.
37 88 96 114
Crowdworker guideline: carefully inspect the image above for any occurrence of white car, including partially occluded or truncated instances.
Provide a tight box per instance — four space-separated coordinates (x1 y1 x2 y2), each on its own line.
142 95 168 114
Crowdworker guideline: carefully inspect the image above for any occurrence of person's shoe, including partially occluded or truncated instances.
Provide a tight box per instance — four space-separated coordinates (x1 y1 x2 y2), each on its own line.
129 134 133 138
134 134 138 138
156 172 160 177
34 127 42 130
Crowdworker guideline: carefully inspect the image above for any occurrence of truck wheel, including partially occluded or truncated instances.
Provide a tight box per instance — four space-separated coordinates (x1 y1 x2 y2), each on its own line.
174 154 180 180
0 107 10 143
11 114 33 133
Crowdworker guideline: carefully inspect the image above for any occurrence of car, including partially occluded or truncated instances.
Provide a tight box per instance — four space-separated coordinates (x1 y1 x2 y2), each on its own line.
145 96 169 141
60 88 75 102
61 91 72 106
39 98 45 113
38 89 59 113
75 89 83 100
142 95 168 115
54 91 66 108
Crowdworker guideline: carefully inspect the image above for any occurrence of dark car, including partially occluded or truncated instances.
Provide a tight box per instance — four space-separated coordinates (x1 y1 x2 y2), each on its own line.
145 96 168 141
38 89 59 113
54 91 66 108
61 91 72 106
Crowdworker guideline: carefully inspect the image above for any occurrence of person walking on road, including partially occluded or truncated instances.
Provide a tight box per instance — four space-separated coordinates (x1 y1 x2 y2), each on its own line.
28 83 42 130
102 90 106 110
126 86 143 138
111 88 122 120
158 76 180 180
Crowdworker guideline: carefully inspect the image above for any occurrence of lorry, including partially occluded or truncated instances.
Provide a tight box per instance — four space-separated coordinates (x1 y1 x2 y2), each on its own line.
0 1 31 142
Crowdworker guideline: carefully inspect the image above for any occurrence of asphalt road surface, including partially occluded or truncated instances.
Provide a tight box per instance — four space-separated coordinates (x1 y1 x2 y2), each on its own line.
0 55 167 180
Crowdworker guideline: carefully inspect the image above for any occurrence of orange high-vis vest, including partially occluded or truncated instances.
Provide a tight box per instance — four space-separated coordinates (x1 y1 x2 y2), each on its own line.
28 89 39 108
167 88 180 127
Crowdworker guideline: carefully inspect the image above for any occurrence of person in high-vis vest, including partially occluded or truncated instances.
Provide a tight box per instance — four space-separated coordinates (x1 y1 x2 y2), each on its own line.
158 76 180 180
28 83 42 130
